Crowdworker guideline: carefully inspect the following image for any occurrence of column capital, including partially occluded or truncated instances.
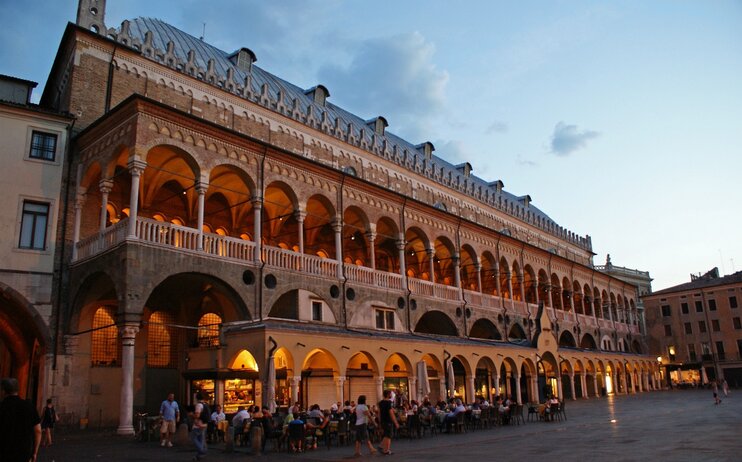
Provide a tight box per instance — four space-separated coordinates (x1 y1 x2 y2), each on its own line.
294 210 307 222
99 178 114 193
127 159 147 176
365 231 377 242
395 240 406 251
251 197 263 208
426 247 435 257
331 218 343 233
290 376 302 386
375 376 385 385
336 376 347 384
119 324 140 340
195 182 209 194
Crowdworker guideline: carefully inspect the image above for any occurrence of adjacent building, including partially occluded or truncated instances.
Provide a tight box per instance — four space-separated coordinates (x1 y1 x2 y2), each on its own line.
1 0 659 433
645 268 742 387
0 74 73 403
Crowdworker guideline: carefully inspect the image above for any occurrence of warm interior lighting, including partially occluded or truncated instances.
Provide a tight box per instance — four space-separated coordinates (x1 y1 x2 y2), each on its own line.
668 346 676 356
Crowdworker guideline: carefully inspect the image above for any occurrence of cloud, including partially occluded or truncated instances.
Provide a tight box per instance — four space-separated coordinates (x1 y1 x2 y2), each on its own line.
517 155 537 167
317 32 449 141
434 139 469 165
549 121 600 156
485 121 508 134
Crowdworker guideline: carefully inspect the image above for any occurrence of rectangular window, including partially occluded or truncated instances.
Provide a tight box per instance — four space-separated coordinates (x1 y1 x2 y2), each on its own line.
716 341 725 360
702 342 712 361
661 305 671 317
19 201 49 250
708 299 717 311
712 319 720 332
687 344 697 362
738 340 742 358
734 317 741 330
698 321 706 333
684 322 692 334
29 131 57 161
664 324 672 336
375 309 395 330
681 303 689 314
695 301 703 312
311 301 323 321
731 296 738 309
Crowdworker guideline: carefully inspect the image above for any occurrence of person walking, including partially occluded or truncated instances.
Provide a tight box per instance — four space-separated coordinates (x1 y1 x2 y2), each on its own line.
377 389 399 456
712 380 721 405
0 377 42 462
159 392 180 447
40 398 58 447
353 395 377 457
190 392 210 461
722 379 729 397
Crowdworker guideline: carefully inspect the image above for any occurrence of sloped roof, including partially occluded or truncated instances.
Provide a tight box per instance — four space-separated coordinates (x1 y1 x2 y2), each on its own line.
120 17 563 232
649 270 742 297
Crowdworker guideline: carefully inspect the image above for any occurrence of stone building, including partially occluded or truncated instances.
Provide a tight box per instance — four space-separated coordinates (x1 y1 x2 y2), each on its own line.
644 268 742 387
36 0 657 433
596 254 653 337
0 74 73 403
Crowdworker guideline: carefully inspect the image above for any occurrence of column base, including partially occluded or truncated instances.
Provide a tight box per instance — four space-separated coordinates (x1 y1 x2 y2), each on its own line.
117 425 135 436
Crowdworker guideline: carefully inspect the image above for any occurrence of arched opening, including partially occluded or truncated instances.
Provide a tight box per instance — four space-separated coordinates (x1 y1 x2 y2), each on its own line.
538 352 559 401
480 252 498 296
511 261 522 301
523 265 537 304
469 318 502 340
558 331 577 348
433 237 457 286
301 349 340 409
450 356 469 402
263 182 298 251
580 333 597 350
538 270 550 307
414 311 458 336
374 217 399 273
508 323 527 342
459 244 478 291
305 194 336 258
342 206 370 267
404 227 431 281
345 352 379 404
499 257 511 299
474 357 497 402
384 353 412 403
267 289 335 323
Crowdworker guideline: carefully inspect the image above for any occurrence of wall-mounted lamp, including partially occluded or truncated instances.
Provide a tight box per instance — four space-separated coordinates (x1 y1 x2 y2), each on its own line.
414 349 422 354
296 342 305 348
341 345 350 350
472 352 480 357
380 347 388 352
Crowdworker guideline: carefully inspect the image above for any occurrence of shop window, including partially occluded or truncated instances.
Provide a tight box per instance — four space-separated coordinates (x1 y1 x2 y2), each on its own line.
91 307 119 366
197 313 221 347
148 311 176 368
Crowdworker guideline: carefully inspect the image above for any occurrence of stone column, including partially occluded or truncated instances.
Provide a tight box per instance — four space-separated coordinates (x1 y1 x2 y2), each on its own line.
507 273 515 310
375 376 385 404
594 374 600 397
215 380 225 407
547 284 554 310
612 372 620 395
580 373 588 399
518 274 526 304
117 323 140 435
71 191 85 260
335 376 346 404
530 376 538 403
396 238 407 290
494 265 502 300
408 377 417 401
290 376 301 405
295 209 306 255
126 160 146 238
196 182 207 250
569 373 577 401
492 371 500 397
466 375 475 403
427 248 435 283
533 281 539 304
98 179 113 233
333 218 343 278
453 253 461 289
556 374 564 399
637 372 643 392
366 231 376 270
514 374 522 404
439 378 446 403
252 198 262 262
475 262 482 293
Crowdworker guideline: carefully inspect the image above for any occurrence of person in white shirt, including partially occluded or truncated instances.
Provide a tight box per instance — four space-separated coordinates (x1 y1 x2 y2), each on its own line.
352 395 377 457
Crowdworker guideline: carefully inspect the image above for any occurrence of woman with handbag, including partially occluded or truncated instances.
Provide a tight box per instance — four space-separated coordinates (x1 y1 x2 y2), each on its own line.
40 399 58 447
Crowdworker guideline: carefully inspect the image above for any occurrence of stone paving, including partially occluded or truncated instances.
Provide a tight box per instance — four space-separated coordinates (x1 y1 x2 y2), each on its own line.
36 389 740 462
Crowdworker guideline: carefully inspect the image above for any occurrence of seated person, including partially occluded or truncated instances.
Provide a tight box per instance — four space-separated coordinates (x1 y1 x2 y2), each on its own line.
209 404 226 442
308 404 323 420
443 398 466 432
231 406 250 443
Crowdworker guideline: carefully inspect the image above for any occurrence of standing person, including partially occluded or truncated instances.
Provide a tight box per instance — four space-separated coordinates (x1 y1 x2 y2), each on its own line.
190 392 210 461
712 380 721 405
159 392 180 447
722 379 730 397
353 395 377 457
377 389 399 456
40 398 58 447
0 377 42 462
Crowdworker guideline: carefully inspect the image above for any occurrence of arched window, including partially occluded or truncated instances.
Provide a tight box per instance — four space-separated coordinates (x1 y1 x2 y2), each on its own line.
91 307 119 367
198 313 222 348
148 311 176 368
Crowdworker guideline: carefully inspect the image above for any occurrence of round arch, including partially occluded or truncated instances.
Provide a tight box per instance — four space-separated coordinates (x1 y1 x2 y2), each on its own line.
414 311 458 336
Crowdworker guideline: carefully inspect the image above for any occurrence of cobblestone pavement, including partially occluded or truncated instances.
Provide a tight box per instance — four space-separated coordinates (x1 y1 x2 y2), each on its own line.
37 389 740 462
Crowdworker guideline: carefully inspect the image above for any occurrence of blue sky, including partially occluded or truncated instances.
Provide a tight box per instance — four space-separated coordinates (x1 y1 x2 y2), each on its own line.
1 0 741 290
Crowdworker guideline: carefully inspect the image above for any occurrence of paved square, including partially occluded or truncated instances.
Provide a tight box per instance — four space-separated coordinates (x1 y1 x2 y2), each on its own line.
37 390 739 462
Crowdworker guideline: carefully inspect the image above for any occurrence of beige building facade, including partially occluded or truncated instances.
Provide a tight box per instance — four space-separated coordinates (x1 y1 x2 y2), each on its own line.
30 0 657 433
0 74 73 402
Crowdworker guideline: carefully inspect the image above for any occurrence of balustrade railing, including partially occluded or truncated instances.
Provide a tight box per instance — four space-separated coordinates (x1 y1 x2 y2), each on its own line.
75 220 128 260
343 264 403 290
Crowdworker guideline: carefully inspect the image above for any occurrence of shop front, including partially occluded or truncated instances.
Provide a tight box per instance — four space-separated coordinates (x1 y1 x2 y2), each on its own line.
184 369 260 413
